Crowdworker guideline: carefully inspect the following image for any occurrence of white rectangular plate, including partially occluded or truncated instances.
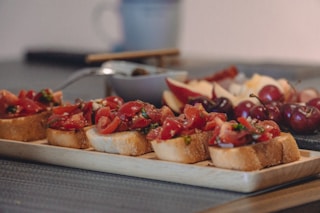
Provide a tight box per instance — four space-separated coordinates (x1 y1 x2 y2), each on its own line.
0 139 319 193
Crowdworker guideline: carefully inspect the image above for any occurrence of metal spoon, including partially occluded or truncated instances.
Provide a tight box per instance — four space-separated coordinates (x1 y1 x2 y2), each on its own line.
54 67 126 91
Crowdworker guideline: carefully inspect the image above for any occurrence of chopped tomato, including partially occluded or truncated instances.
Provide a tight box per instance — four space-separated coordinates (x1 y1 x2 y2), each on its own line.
0 90 19 114
118 101 143 118
255 120 281 142
18 90 36 100
96 116 121 134
203 112 227 131
146 127 162 141
208 126 222 145
131 115 151 129
237 117 256 133
62 113 87 130
95 107 112 124
17 98 43 114
183 104 207 129
82 101 94 125
104 96 124 109
159 117 183 140
34 88 54 104
52 105 80 115
47 112 87 130
217 122 252 147
159 106 175 124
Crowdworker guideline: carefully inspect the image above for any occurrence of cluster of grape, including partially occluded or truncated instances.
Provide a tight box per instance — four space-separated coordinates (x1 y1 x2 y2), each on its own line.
188 85 320 134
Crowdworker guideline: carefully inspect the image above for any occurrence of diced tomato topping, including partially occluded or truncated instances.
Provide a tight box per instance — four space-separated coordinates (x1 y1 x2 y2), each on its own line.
146 127 162 141
95 107 112 124
96 115 121 134
0 90 19 114
118 101 144 118
131 116 152 129
82 101 94 125
203 112 227 131
61 113 87 130
52 105 80 115
47 112 87 130
104 96 124 110
159 117 184 140
183 104 207 129
254 120 281 142
218 122 252 147
17 98 43 114
209 117 282 147
34 89 53 104
18 90 36 100
237 116 256 133
1 89 63 118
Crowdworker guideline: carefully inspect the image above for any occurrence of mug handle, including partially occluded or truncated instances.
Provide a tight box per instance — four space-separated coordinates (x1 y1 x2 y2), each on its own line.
91 1 123 51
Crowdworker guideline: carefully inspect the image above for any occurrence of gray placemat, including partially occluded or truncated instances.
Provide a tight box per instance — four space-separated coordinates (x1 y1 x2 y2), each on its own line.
293 134 320 151
0 157 247 213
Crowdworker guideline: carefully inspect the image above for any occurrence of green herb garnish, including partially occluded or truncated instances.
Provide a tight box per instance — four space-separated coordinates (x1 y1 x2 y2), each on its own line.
184 135 192 145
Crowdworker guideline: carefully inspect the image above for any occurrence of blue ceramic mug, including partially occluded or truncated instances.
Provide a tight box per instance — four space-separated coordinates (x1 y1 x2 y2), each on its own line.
92 0 181 52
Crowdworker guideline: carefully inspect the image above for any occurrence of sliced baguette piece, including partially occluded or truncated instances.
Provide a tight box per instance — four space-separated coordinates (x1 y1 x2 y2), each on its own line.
209 132 300 171
86 128 152 156
0 111 51 142
47 126 92 149
151 131 212 164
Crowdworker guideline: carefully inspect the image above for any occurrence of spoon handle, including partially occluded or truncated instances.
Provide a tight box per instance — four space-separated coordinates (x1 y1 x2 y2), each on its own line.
54 67 98 91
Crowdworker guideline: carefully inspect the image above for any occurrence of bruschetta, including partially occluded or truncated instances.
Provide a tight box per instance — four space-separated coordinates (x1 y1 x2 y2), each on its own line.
0 89 62 141
86 100 175 156
146 103 227 163
208 117 300 171
47 96 124 149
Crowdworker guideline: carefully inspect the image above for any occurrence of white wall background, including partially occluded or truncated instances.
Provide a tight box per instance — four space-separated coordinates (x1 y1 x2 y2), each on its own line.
1 0 320 64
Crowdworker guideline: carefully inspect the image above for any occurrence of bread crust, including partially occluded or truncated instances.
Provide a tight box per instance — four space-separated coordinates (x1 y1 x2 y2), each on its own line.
47 126 92 149
86 128 152 156
151 131 211 164
209 132 300 171
0 111 51 142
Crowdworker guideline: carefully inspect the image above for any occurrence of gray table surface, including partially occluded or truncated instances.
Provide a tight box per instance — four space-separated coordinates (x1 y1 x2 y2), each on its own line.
0 60 319 212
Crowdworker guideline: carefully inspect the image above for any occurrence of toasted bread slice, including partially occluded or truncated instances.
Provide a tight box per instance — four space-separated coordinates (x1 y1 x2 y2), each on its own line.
47 126 92 149
0 111 51 142
151 131 212 164
86 128 152 156
209 132 300 171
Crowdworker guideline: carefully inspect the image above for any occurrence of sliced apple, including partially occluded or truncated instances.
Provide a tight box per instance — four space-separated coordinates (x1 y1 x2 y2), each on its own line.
212 82 258 106
165 78 213 104
162 90 184 114
245 74 284 94
278 78 297 102
228 82 247 96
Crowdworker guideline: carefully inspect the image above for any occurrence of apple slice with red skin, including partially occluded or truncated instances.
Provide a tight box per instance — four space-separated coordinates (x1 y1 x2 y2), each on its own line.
162 90 184 114
165 78 213 104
